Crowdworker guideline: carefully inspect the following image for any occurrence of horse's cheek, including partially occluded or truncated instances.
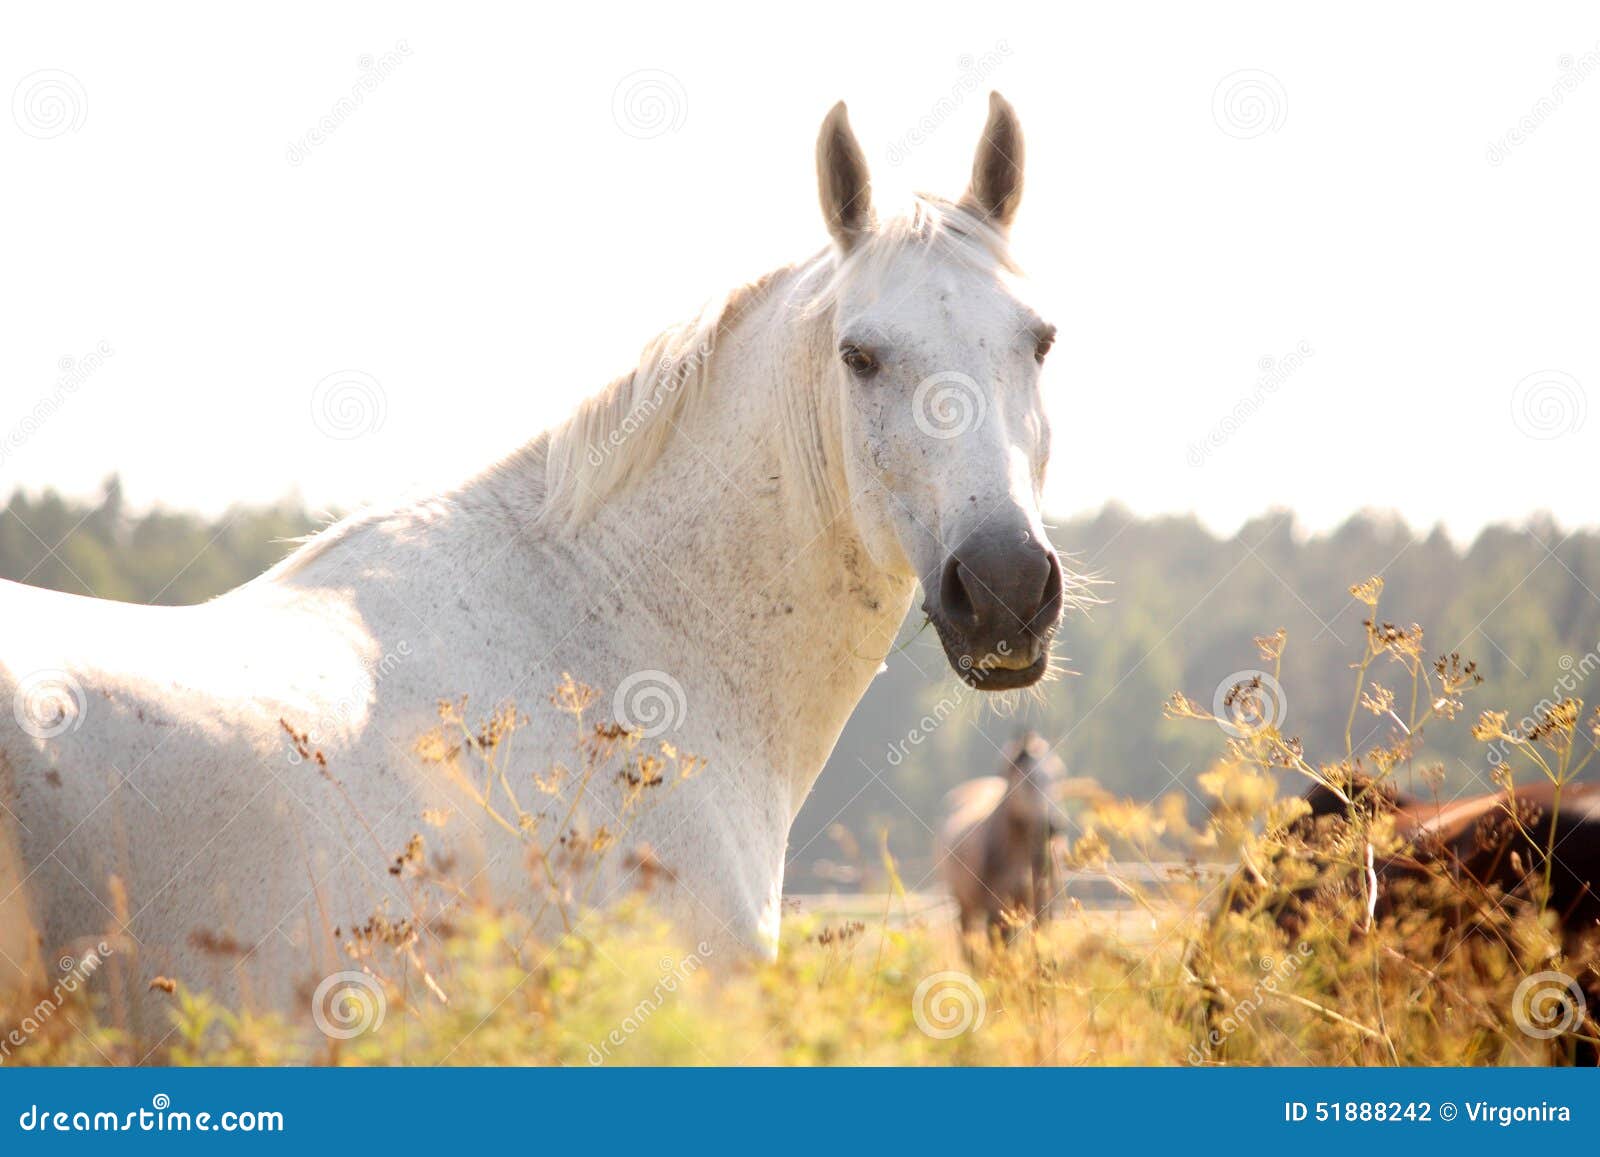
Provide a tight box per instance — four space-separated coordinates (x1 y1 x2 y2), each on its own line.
866 432 891 472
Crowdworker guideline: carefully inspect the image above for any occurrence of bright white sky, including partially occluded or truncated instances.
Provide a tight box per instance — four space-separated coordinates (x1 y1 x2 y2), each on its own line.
3 3 1597 540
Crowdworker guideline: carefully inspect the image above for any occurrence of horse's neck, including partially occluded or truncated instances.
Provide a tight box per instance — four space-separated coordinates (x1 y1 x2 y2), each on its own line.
267 279 917 807
547 285 915 807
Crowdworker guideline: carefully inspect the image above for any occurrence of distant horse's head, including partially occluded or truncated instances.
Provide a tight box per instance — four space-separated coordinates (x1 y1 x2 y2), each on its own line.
1002 731 1064 821
813 94 1063 689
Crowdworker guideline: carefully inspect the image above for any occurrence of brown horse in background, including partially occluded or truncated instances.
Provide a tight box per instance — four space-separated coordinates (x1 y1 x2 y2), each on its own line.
937 733 1063 943
1252 775 1600 1062
1296 777 1600 940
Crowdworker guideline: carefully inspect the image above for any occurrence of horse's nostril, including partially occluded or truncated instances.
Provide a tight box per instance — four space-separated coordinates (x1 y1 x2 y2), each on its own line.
935 538 1062 647
1036 550 1063 625
940 555 979 627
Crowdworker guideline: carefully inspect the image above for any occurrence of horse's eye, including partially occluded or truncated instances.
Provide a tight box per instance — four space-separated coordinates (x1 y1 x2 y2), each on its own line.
1034 331 1056 364
840 345 879 379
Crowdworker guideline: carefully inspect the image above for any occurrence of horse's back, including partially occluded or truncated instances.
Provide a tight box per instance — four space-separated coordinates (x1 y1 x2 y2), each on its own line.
936 776 1007 923
0 577 381 1021
938 776 1005 855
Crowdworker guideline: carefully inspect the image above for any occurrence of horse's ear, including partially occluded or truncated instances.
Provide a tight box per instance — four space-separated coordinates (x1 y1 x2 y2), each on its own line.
816 101 874 251
963 91 1024 230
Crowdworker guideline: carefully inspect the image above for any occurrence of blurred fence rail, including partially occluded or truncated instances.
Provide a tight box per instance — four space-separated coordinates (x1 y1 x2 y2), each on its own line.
789 861 1232 926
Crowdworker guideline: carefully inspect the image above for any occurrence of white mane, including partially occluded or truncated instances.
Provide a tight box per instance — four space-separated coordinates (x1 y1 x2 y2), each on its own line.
798 193 1018 311
528 275 774 529
528 195 1015 529
261 197 1020 584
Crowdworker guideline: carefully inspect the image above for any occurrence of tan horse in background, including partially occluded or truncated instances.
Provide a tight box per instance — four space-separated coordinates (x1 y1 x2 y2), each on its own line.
938 732 1066 942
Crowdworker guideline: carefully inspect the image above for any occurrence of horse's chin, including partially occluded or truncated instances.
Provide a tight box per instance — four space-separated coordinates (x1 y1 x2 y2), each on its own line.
956 652 1051 690
933 630 1054 690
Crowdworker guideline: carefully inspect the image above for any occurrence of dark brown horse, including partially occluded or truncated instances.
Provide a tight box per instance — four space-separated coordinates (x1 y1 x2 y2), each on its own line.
937 733 1063 942
1242 775 1600 1062
1298 777 1599 933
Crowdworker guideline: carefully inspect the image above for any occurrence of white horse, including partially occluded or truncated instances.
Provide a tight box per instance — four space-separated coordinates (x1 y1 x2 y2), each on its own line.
0 94 1065 1029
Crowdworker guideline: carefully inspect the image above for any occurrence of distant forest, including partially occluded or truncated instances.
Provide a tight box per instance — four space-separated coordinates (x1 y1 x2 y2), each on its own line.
5 480 1596 890
1 478 314 606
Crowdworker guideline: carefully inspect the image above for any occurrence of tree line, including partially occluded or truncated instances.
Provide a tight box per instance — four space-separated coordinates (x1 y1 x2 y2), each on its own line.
5 481 1593 889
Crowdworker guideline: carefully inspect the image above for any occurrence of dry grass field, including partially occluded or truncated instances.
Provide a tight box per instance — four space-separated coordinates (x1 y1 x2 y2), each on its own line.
3 578 1597 1066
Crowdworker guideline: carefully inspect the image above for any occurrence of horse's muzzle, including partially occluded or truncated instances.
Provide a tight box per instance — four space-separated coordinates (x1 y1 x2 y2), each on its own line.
923 527 1064 689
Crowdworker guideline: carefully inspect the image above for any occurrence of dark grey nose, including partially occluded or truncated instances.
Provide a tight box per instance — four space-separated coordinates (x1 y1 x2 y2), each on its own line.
933 528 1063 655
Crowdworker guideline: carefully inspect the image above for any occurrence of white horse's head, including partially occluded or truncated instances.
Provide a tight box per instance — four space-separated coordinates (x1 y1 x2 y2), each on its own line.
814 94 1063 690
